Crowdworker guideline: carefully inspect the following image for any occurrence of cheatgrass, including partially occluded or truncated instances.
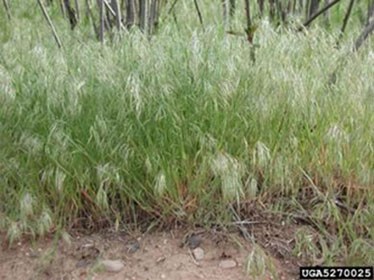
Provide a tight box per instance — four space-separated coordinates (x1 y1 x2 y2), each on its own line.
0 0 373 265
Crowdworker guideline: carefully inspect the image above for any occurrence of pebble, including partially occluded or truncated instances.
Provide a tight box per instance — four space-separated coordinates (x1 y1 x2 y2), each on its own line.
192 247 205 261
185 234 202 249
127 241 140 253
100 259 125 273
218 259 237 269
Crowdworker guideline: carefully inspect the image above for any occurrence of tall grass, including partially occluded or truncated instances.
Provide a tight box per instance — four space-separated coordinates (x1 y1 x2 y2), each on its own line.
0 2 373 265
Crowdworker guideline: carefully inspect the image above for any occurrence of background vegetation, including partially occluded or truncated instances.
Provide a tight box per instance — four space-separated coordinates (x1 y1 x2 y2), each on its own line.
0 0 373 268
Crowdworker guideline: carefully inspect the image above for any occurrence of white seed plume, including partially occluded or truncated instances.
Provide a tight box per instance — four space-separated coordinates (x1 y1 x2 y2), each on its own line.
54 168 66 193
97 163 120 185
126 74 142 116
38 209 53 235
20 192 34 217
154 171 167 197
0 66 15 103
96 185 109 210
19 132 43 155
210 152 244 201
325 124 348 144
253 141 271 169
245 177 258 199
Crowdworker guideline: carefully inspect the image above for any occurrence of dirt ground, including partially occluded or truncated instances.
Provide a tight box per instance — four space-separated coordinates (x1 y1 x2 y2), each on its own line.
0 228 298 280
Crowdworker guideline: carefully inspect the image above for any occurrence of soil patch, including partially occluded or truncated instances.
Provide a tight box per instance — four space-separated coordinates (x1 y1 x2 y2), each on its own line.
0 228 297 280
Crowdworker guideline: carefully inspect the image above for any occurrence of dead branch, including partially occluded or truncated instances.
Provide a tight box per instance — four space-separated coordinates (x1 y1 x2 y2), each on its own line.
37 0 63 49
193 0 204 30
299 0 341 31
354 18 374 51
2 0 11 20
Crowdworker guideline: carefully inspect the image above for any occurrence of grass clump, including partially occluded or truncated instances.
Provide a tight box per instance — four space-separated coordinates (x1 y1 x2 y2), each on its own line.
0 2 373 266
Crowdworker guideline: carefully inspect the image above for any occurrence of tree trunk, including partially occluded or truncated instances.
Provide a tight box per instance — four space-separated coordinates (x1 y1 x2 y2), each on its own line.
323 0 331 26
63 0 78 30
139 0 148 33
99 0 105 42
269 0 275 20
354 18 374 51
222 0 229 28
257 0 264 16
309 0 319 17
229 0 236 17
74 0 80 20
149 0 159 34
368 0 374 26
110 0 122 31
126 0 136 28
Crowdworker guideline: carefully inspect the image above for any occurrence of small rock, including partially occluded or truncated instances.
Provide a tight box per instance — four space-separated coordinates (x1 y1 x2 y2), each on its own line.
76 259 90 268
126 240 140 253
161 274 166 279
219 259 237 269
156 256 166 263
184 234 202 249
101 259 124 273
192 247 205 261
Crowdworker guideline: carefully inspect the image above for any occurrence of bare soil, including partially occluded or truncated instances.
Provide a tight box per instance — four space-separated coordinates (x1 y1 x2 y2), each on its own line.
0 228 299 280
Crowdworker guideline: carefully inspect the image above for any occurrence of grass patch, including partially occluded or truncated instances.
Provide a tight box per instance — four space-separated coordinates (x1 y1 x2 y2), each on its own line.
0 1 373 266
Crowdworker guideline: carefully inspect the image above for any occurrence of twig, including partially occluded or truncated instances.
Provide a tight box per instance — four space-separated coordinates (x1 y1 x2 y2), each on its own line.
298 0 341 31
339 0 355 40
229 205 253 242
37 0 63 49
59 0 66 18
230 220 264 226
193 0 204 30
161 0 179 23
188 249 201 266
2 0 11 20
